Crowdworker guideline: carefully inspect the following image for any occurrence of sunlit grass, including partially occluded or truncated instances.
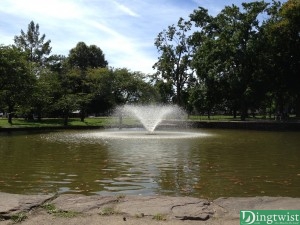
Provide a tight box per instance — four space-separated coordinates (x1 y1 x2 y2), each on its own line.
0 117 110 128
0 114 298 128
0 116 140 128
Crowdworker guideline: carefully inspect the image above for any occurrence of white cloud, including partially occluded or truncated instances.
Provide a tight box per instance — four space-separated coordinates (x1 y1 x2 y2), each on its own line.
3 0 249 73
112 1 140 17
0 0 86 20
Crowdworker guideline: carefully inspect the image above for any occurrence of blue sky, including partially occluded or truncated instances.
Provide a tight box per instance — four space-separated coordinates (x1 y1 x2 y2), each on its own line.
0 0 284 74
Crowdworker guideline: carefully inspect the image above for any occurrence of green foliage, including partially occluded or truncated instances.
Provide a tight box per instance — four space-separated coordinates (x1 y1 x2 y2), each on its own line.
11 212 28 223
68 42 108 70
14 20 51 65
1 2 300 122
0 45 35 123
153 17 194 106
152 213 167 221
42 203 79 218
190 1 270 120
261 0 300 117
98 207 119 216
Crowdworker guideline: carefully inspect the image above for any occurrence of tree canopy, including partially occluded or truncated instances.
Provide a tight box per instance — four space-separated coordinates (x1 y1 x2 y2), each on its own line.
14 20 51 66
1 0 299 123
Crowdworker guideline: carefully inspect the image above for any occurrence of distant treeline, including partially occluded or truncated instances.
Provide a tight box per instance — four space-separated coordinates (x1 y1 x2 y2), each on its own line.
0 0 299 124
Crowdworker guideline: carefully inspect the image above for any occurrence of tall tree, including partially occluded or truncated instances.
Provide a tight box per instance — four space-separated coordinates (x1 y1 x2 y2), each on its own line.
14 21 51 66
153 17 194 106
67 42 108 121
68 42 108 70
86 68 159 115
190 7 225 117
0 45 35 123
262 0 300 117
191 1 269 120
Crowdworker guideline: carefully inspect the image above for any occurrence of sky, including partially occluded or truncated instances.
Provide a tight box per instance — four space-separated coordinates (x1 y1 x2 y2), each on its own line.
0 0 282 74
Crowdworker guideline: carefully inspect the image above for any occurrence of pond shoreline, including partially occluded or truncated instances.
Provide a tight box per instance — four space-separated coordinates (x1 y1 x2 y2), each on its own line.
1 192 299 225
188 120 300 131
1 120 300 132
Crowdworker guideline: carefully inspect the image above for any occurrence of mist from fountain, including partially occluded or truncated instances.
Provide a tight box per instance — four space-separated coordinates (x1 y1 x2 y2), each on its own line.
45 104 209 142
116 104 186 132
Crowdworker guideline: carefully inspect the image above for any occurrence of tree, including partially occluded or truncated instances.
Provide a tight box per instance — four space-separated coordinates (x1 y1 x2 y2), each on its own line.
68 42 108 70
262 0 300 117
67 42 108 121
50 69 81 126
14 21 51 67
111 68 159 104
152 79 174 104
86 68 115 114
0 45 35 123
191 2 269 120
13 21 55 120
153 17 194 106
86 68 159 115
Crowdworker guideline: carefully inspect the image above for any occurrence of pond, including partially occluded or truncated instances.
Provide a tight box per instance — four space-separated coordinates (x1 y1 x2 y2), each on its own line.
0 128 299 199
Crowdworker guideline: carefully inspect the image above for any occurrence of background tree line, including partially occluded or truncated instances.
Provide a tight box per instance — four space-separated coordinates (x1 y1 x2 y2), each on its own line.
0 21 158 124
1 0 299 123
153 0 299 120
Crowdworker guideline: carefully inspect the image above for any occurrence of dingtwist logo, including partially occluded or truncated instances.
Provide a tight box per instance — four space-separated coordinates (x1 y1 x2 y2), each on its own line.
240 210 300 225
240 211 256 224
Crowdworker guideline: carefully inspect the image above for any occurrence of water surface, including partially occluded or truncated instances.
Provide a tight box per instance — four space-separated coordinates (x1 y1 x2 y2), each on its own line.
0 128 299 199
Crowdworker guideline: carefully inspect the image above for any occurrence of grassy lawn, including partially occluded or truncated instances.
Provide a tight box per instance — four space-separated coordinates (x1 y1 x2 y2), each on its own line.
0 116 143 128
189 114 299 121
0 114 298 128
0 117 111 128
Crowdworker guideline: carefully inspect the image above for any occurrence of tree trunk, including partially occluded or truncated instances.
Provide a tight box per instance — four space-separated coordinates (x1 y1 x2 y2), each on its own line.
295 96 300 118
176 82 181 106
233 109 237 119
7 105 13 124
8 113 13 124
37 106 42 122
240 101 247 121
80 109 85 122
64 113 69 126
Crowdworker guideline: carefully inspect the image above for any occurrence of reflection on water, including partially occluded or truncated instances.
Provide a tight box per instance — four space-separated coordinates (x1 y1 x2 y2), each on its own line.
0 128 300 199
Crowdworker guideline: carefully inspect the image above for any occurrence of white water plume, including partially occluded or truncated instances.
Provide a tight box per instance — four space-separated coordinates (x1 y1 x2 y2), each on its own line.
116 104 186 132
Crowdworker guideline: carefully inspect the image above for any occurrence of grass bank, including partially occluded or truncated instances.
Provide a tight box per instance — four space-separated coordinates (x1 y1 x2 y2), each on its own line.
1 116 299 131
0 117 111 128
0 117 144 129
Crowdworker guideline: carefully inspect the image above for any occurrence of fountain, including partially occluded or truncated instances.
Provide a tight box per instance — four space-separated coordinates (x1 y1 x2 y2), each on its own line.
77 104 208 140
116 104 186 132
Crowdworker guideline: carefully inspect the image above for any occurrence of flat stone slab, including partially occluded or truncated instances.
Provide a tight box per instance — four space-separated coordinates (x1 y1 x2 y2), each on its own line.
0 192 299 225
0 192 54 217
52 194 119 213
116 195 213 220
213 196 300 219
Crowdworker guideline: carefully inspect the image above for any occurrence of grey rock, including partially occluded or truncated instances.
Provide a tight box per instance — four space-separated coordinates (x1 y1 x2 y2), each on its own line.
1 192 299 225
0 192 53 217
51 194 119 213
116 195 213 220
212 196 300 219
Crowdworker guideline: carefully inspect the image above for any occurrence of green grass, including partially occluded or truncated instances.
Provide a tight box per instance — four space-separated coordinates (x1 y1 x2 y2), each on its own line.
152 213 167 221
41 203 79 218
188 114 299 121
1 114 298 129
98 206 120 216
0 116 146 128
0 117 111 128
188 115 235 121
11 212 28 223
